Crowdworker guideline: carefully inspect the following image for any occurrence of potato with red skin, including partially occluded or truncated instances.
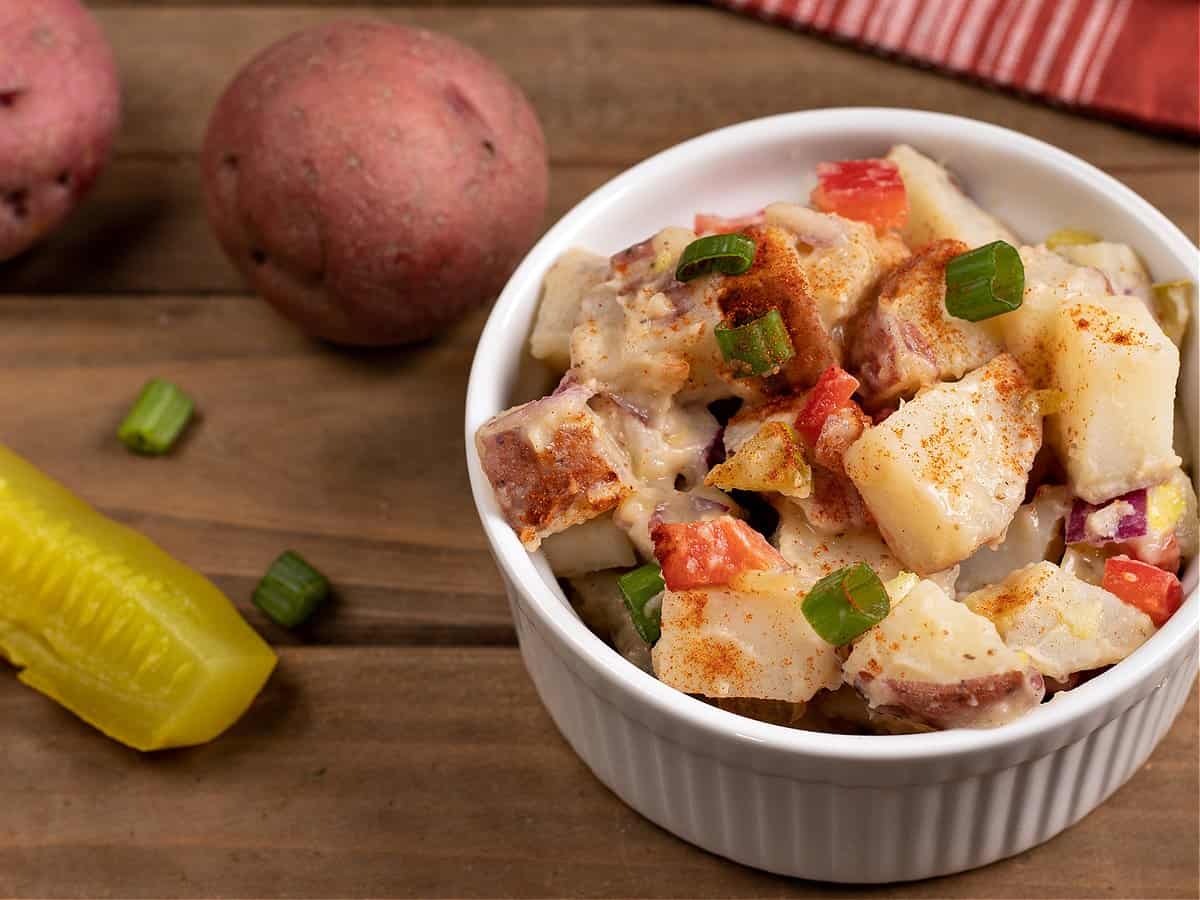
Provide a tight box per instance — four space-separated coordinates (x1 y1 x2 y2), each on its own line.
0 0 120 261
201 20 548 345
844 579 1045 729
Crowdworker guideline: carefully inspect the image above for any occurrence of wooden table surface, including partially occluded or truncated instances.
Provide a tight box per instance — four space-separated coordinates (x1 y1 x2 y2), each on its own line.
2 3 1197 898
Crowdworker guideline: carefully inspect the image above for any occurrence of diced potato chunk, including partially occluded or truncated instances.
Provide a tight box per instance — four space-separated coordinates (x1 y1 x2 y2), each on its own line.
723 394 807 456
789 465 872 535
995 246 1110 385
540 514 638 577
1055 242 1151 306
652 572 842 703
848 239 1003 406
886 145 1018 249
963 561 1156 681
772 499 959 595
475 386 636 549
718 225 840 389
592 398 719 487
763 202 909 329
529 248 610 371
1046 296 1180 503
572 228 762 410
844 354 1042 574
956 486 1071 595
705 421 811 499
844 579 1044 728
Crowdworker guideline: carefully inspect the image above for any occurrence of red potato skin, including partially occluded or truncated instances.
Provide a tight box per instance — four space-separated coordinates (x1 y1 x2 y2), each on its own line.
201 20 549 345
0 0 120 261
857 669 1045 730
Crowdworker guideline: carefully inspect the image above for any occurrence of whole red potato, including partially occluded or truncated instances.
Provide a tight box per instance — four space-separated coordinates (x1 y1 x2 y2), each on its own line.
202 20 549 345
0 0 121 261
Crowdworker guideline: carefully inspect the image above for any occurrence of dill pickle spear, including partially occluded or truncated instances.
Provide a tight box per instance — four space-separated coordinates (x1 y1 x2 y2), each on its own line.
0 443 276 751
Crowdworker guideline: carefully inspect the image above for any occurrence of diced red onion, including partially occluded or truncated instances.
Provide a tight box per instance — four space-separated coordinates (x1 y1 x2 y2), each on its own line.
552 371 582 394
1065 489 1148 545
704 427 727 469
610 236 655 270
600 391 650 424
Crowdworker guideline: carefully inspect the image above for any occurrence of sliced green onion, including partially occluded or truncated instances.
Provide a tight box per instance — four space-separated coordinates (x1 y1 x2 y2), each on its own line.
1152 280 1193 347
675 233 757 281
117 378 195 455
252 551 330 628
944 240 1025 322
801 563 890 646
1045 228 1101 250
714 309 795 376
618 563 665 644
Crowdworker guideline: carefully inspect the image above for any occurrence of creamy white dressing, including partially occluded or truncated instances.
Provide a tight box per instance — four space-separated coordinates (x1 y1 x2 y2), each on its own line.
478 144 1194 735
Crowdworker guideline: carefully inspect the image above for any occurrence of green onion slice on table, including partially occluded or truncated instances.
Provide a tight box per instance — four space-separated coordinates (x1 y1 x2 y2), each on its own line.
714 308 795 377
801 563 890 646
675 233 757 281
618 563 665 645
944 240 1025 322
253 551 331 628
117 378 195 455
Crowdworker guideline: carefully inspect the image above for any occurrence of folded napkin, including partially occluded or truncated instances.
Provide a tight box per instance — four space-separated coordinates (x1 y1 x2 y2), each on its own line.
716 0 1199 136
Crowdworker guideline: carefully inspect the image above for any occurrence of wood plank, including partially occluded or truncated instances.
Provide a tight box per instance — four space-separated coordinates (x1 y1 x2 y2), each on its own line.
0 647 1195 898
90 0 648 5
91 6 1198 170
0 294 522 644
0 158 617 295
2 154 1194 296
91 0 644 6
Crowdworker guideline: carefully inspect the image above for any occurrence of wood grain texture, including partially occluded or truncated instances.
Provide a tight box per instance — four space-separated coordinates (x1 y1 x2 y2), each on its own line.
0 648 1195 899
86 7 1198 168
5 6 1193 297
0 293 518 645
2 157 1195 296
0 159 617 295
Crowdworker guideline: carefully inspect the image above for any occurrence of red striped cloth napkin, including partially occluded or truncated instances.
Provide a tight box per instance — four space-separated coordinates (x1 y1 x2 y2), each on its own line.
716 0 1200 136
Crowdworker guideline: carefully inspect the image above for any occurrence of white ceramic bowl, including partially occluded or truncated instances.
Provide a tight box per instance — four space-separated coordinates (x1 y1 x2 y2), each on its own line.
465 108 1199 882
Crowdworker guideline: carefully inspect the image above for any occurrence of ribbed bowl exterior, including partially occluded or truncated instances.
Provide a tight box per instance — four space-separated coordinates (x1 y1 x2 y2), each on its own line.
467 111 1200 884
507 583 1197 882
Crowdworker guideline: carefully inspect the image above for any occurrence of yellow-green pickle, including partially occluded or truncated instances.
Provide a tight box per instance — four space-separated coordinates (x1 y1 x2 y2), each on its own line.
0 443 276 751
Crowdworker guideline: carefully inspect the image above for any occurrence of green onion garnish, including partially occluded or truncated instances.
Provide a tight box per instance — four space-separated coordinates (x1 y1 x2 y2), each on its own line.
714 308 795 376
801 563 890 646
252 551 330 628
944 240 1025 322
117 378 195 455
675 233 757 281
618 563 665 644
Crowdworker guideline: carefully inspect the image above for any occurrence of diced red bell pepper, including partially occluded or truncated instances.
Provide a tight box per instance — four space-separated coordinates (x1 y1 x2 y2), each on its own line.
811 159 908 232
1102 555 1184 627
693 210 765 235
651 515 784 591
795 365 861 445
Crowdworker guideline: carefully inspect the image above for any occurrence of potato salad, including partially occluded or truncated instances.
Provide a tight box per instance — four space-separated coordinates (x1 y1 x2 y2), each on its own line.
475 145 1197 733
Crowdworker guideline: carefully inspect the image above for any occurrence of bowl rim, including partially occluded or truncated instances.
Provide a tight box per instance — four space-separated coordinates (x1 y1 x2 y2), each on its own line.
465 107 1200 763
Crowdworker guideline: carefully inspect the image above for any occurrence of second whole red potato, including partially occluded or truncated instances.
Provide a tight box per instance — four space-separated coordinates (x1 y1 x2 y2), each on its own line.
202 20 550 345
